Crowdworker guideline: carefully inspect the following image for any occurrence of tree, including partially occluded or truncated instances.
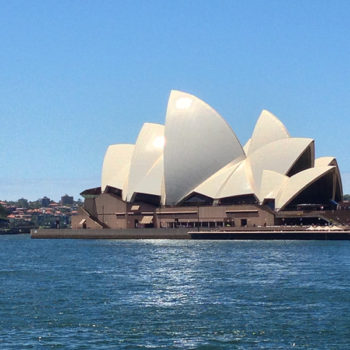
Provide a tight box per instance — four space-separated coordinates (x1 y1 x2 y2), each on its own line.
17 198 29 209
343 194 350 201
0 204 7 219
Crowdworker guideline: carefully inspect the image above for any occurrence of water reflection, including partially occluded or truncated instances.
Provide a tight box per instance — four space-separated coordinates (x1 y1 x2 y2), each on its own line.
0 237 350 349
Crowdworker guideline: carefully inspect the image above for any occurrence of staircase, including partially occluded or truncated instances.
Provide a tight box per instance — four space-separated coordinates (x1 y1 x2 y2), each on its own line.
80 207 109 229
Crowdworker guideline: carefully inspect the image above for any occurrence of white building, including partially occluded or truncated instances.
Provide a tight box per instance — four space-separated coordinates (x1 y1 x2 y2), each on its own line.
101 90 342 211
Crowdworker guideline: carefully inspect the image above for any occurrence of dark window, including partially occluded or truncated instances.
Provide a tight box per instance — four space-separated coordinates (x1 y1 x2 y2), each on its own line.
241 219 247 226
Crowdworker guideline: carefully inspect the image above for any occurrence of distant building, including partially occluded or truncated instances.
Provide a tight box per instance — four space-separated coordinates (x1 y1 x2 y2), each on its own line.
61 194 74 206
41 197 50 207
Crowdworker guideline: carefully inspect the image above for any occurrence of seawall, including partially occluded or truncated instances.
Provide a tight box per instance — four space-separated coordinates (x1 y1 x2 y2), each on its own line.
190 230 350 240
31 228 191 239
30 227 350 240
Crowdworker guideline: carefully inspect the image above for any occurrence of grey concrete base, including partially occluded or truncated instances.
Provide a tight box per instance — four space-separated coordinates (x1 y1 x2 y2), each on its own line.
31 228 191 239
190 230 350 240
30 227 350 240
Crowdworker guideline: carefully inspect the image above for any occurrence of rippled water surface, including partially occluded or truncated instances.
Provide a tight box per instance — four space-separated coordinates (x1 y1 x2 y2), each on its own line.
0 235 350 349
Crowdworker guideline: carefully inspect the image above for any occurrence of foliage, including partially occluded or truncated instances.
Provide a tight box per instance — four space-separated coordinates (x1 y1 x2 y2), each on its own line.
0 204 8 219
343 194 350 201
0 196 80 209
17 198 29 209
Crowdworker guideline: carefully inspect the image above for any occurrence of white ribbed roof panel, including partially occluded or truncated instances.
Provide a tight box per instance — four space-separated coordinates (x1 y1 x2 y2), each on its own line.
258 170 288 202
164 90 245 205
249 137 314 192
132 155 163 197
315 157 336 167
126 123 164 201
315 157 343 199
243 138 251 154
217 159 254 198
101 144 135 193
248 110 290 155
275 166 335 210
194 161 241 199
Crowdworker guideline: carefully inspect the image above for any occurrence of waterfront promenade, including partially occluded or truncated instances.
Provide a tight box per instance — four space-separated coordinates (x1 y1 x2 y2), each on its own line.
31 226 350 240
31 228 191 239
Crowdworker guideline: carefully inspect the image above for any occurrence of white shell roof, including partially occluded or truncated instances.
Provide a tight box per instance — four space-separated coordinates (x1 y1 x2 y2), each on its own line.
248 137 314 192
243 138 251 154
163 90 245 205
194 161 242 199
248 109 290 155
315 157 343 199
217 159 254 199
315 157 336 167
258 170 288 202
100 90 342 208
101 144 135 193
275 166 335 210
130 155 164 199
126 123 164 201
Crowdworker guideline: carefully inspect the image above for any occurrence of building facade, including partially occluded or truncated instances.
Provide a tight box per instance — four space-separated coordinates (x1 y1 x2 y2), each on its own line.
72 90 343 230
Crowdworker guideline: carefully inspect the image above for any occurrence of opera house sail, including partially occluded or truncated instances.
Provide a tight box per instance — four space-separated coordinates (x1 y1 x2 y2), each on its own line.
74 90 343 229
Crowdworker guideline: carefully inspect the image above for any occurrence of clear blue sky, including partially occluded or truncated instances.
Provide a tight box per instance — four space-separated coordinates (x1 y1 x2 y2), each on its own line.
1 0 350 201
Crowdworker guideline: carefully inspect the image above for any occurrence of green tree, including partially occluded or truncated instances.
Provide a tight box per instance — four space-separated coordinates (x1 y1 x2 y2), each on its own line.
17 198 29 208
29 200 41 209
0 204 7 219
343 194 350 201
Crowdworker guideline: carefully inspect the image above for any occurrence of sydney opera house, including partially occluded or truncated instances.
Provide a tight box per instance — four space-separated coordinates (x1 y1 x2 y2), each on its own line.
72 90 343 230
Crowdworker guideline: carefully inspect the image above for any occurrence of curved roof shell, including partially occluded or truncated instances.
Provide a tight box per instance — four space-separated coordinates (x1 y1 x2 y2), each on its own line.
126 123 164 201
248 138 314 192
216 160 254 199
163 90 245 205
100 90 342 209
243 138 251 154
315 157 343 201
275 166 335 210
101 144 135 194
248 110 290 155
193 161 241 199
315 157 337 167
258 170 288 202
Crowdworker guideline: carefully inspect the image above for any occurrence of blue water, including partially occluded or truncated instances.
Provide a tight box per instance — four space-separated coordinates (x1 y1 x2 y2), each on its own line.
0 235 350 349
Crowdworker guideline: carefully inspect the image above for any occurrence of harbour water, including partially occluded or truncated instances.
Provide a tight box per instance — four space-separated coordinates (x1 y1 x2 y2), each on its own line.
1 235 350 349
